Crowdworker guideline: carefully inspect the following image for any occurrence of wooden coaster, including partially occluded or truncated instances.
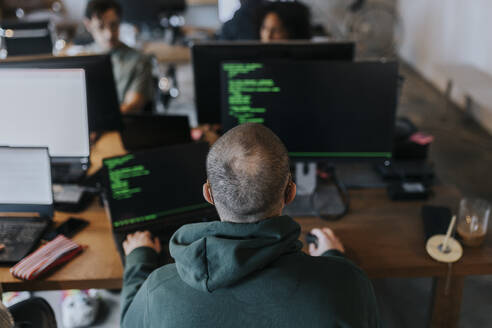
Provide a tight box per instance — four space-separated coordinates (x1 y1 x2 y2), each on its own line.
426 235 463 263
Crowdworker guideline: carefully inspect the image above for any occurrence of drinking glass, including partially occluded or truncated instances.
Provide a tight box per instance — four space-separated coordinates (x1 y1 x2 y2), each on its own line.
457 198 491 247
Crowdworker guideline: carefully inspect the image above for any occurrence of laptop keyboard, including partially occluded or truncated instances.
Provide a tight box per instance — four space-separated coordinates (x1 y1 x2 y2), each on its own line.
0 220 47 245
0 219 49 263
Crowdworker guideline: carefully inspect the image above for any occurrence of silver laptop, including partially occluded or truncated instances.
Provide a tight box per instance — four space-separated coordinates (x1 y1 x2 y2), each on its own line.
0 147 54 264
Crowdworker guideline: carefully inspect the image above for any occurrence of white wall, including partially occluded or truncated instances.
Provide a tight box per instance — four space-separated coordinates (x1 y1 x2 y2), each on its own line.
398 0 492 108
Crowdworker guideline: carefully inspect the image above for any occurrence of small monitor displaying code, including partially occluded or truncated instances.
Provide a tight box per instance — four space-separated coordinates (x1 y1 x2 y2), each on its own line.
103 143 213 229
220 60 398 160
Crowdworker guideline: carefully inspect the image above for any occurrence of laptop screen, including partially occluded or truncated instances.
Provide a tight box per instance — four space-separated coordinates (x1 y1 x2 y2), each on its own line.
0 69 90 158
102 142 214 230
0 147 53 206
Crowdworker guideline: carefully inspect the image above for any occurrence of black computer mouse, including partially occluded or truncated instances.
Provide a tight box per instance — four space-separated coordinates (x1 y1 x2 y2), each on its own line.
305 233 318 247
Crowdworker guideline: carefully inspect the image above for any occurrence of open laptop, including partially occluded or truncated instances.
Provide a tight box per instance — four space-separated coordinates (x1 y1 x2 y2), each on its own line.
0 147 54 264
101 142 218 261
0 68 90 183
121 114 192 152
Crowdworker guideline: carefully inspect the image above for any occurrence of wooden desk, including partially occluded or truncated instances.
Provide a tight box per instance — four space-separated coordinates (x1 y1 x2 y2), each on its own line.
297 188 461 279
1 132 126 292
296 188 464 328
2 132 491 328
0 203 123 291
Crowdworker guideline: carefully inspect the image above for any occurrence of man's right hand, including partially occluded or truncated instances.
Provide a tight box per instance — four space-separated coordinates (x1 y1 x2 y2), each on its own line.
123 231 161 256
308 228 345 256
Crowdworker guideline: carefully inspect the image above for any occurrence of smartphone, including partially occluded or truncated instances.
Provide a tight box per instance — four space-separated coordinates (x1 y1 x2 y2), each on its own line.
43 217 89 241
421 205 452 241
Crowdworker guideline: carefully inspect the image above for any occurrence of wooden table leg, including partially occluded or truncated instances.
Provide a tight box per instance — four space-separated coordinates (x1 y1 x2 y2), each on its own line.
429 275 464 328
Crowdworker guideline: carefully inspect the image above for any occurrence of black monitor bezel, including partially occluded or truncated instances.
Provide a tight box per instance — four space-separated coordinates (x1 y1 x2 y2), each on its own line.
191 40 356 125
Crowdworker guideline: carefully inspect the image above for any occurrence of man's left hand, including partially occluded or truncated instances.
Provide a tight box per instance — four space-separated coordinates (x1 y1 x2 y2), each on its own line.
123 231 161 256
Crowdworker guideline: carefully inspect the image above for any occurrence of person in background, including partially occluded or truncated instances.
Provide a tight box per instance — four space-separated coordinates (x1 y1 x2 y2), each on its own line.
82 0 154 113
219 0 264 40
257 1 312 42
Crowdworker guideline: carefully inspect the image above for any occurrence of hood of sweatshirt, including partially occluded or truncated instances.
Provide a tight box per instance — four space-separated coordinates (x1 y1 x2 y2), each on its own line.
169 216 302 293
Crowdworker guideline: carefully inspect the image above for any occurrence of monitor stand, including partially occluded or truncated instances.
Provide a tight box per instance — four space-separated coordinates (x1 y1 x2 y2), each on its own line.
283 162 348 219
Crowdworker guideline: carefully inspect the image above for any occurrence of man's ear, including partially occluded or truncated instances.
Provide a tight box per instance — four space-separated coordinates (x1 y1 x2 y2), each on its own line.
285 182 296 205
203 182 215 205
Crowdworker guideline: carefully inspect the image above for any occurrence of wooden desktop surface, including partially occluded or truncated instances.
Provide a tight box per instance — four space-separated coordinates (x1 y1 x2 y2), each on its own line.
1 132 491 327
0 132 126 292
0 203 123 291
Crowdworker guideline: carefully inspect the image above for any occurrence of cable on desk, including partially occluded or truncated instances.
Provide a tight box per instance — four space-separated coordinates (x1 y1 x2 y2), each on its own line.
311 163 350 221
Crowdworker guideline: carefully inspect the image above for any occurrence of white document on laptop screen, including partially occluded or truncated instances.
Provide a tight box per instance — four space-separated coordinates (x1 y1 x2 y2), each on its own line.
0 148 53 205
0 69 89 158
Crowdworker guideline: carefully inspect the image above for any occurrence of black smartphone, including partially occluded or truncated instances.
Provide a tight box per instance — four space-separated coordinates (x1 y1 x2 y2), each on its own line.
43 217 89 241
421 205 452 241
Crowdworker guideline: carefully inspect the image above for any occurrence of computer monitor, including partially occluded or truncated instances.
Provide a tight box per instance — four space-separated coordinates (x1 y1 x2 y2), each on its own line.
121 114 191 152
0 68 90 159
219 60 398 161
192 41 356 124
118 0 186 26
102 142 216 232
0 20 53 57
0 55 122 132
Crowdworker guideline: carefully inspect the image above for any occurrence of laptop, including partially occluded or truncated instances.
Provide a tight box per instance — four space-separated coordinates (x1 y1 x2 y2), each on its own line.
101 142 218 261
0 147 54 264
121 114 192 152
0 68 90 183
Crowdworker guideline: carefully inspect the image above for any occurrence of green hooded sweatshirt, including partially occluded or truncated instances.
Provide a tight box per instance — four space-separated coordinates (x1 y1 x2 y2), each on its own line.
121 216 381 327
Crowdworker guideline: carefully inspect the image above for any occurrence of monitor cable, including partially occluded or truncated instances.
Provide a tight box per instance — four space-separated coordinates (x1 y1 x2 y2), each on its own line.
311 164 350 221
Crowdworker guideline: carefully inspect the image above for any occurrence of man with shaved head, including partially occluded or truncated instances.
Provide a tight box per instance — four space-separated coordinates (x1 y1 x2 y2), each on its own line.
120 123 381 328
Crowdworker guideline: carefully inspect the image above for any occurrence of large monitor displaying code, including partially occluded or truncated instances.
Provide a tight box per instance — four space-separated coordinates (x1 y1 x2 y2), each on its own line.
102 142 213 230
220 61 398 160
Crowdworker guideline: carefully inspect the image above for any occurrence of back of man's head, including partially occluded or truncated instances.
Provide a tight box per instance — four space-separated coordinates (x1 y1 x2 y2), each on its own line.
206 123 290 223
85 0 122 20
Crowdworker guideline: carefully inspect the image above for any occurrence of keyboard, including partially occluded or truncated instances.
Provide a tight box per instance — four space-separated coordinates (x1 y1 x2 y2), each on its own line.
0 218 50 264
113 225 179 266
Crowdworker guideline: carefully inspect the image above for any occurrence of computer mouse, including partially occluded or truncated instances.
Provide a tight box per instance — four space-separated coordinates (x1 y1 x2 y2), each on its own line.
305 233 318 247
